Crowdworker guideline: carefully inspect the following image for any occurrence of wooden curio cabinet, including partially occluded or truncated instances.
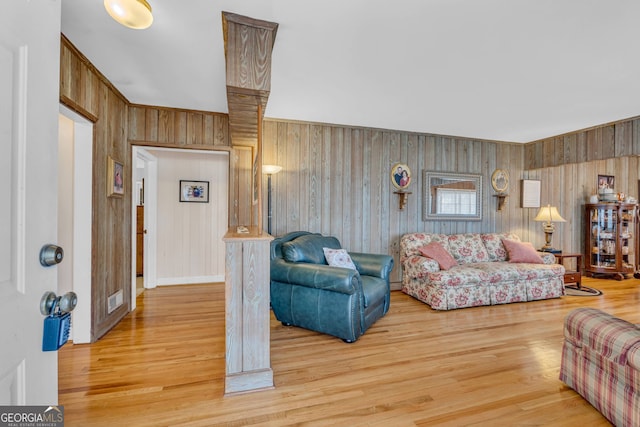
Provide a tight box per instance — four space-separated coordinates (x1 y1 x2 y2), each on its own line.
584 203 638 280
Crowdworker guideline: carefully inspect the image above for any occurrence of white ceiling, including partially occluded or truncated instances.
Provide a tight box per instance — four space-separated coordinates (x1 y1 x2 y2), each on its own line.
61 0 640 143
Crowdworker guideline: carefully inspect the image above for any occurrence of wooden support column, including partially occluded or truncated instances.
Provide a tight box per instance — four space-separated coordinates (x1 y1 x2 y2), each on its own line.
221 11 278 395
223 227 273 394
222 11 278 229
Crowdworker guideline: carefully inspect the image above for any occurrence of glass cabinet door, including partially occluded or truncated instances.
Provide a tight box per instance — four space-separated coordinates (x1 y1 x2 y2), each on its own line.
589 206 617 270
585 203 638 280
619 205 636 272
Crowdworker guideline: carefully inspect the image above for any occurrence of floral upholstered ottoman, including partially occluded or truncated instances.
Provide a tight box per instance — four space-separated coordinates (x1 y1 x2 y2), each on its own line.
560 308 640 426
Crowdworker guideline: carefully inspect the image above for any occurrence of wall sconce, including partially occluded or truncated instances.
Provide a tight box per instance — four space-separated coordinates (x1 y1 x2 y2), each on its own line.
534 204 566 253
262 165 282 235
394 191 411 210
494 194 508 211
104 0 154 30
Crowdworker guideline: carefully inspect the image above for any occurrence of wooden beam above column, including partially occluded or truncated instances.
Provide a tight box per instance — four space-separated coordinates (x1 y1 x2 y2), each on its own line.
222 11 278 148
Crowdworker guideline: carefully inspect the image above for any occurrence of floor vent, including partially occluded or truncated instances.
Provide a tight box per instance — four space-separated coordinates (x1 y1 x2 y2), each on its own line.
108 290 123 314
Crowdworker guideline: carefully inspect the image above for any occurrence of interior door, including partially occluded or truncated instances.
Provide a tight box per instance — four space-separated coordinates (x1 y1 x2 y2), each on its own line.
0 0 62 404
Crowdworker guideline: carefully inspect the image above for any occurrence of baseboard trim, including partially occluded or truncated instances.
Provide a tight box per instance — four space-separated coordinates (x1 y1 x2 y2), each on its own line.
156 275 224 286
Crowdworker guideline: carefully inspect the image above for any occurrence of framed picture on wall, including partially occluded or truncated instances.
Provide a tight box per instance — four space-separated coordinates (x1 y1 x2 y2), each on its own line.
391 163 411 190
107 156 124 197
180 180 210 203
598 174 615 190
521 179 541 208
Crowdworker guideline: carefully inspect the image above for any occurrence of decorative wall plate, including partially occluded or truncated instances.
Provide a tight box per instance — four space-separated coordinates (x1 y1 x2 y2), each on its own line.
491 169 509 193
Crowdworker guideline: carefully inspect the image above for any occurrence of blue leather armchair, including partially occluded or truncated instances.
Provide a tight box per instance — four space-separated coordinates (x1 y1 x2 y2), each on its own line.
270 231 394 342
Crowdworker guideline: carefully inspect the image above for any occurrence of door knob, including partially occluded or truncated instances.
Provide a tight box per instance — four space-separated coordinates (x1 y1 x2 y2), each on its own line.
40 291 77 316
41 291 76 352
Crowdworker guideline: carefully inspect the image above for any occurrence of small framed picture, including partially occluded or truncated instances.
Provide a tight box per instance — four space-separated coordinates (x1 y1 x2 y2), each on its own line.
180 180 209 203
598 174 614 190
521 179 541 208
391 163 411 190
107 156 124 197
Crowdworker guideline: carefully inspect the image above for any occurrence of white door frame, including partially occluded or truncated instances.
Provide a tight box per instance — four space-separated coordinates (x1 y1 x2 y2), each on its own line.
58 104 92 344
131 147 158 311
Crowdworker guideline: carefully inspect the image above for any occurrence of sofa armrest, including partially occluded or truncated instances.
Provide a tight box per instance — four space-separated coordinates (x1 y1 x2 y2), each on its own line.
564 308 640 365
628 344 640 370
271 259 359 295
402 255 440 279
538 252 556 264
349 252 394 279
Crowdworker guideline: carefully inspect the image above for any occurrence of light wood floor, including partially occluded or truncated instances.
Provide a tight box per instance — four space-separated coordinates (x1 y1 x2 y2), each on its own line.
58 277 640 426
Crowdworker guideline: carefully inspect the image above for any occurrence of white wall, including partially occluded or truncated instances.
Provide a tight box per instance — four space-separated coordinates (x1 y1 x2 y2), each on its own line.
154 150 228 285
57 107 93 343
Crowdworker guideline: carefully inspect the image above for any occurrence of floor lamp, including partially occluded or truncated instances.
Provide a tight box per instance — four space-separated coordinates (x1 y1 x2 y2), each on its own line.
262 165 282 235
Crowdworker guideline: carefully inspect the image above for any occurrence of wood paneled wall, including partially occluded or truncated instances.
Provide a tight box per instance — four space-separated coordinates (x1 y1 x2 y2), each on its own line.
525 116 640 169
261 120 533 286
524 117 640 267
524 157 640 266
60 35 131 340
125 105 263 227
262 117 640 287
128 105 229 148
525 122 640 262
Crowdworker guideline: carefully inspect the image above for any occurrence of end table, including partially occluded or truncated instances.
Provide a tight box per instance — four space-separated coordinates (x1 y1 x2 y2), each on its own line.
554 253 582 290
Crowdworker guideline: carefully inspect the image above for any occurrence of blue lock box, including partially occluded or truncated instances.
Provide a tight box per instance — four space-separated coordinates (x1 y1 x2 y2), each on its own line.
42 312 71 351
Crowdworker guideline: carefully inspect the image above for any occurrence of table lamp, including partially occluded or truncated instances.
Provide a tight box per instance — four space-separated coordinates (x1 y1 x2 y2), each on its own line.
534 204 566 252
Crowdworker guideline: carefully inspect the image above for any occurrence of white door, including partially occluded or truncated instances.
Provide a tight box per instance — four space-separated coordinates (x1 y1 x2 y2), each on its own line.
0 0 62 405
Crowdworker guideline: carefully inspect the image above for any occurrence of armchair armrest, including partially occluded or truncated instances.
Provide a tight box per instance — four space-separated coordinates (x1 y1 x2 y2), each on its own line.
565 308 640 365
349 252 394 279
271 259 359 295
629 345 640 371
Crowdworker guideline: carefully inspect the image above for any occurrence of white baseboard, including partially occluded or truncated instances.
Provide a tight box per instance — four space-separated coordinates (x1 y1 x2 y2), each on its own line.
156 275 224 286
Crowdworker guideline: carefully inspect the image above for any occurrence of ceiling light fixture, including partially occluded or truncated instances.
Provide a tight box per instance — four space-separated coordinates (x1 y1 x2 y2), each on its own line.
104 0 153 30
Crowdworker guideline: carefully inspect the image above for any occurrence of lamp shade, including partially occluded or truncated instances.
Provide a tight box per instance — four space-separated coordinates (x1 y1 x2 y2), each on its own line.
533 205 566 223
104 0 153 30
262 165 282 175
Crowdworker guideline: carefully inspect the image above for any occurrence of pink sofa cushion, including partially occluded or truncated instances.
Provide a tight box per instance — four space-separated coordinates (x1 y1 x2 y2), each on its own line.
502 239 543 264
400 233 450 262
481 233 521 262
418 242 457 270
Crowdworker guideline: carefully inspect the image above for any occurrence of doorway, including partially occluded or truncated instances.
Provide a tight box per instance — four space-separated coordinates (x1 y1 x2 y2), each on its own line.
58 105 93 344
130 147 228 304
131 147 158 311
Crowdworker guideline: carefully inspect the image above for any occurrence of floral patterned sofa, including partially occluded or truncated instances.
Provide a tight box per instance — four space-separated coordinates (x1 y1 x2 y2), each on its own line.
400 232 565 310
